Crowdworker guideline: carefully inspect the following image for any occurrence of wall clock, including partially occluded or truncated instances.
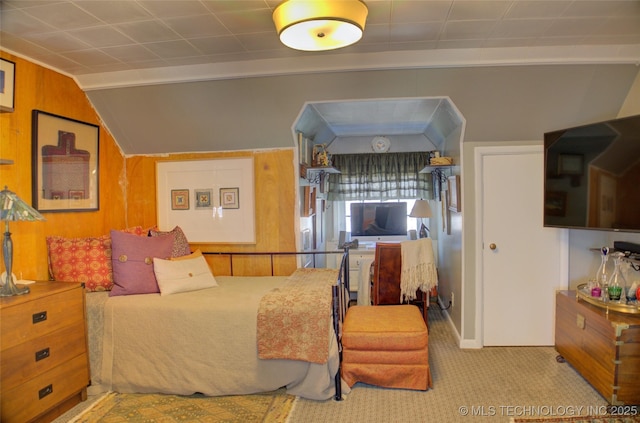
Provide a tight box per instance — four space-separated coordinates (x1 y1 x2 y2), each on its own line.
371 136 391 153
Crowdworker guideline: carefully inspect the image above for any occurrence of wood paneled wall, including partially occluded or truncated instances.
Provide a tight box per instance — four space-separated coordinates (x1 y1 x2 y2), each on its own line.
1 51 299 280
124 150 298 276
0 52 126 281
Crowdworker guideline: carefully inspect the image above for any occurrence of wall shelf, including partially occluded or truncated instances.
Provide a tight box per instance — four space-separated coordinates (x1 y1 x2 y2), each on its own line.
419 164 452 174
304 166 340 185
306 166 340 174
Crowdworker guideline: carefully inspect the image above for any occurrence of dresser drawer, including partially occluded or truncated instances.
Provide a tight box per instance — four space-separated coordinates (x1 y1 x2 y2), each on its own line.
1 353 89 423
0 287 84 350
1 320 87 392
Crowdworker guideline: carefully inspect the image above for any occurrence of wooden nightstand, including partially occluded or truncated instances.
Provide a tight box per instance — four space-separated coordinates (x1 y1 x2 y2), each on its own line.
1 282 90 423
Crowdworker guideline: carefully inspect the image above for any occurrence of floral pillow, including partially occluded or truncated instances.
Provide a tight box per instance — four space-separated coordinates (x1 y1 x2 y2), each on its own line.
47 235 113 292
149 226 190 258
46 226 154 292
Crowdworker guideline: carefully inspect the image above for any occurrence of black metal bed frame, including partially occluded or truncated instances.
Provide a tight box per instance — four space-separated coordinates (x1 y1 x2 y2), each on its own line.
202 247 351 401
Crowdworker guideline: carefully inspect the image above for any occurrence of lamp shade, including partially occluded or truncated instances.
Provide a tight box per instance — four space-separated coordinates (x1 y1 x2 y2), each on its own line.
273 0 368 51
0 187 45 222
0 187 45 297
409 199 432 218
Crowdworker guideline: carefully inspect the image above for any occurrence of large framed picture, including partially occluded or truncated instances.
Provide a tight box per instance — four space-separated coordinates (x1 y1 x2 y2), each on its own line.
32 110 100 212
156 158 255 243
0 58 16 112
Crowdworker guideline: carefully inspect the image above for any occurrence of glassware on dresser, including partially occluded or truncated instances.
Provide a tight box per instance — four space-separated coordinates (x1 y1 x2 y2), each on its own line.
607 251 627 303
594 247 610 301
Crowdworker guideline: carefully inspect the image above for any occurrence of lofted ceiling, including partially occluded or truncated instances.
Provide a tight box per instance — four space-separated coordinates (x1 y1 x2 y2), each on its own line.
2 1 640 155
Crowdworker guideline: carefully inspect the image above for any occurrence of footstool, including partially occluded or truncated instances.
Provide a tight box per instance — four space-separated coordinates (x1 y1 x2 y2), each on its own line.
341 305 432 390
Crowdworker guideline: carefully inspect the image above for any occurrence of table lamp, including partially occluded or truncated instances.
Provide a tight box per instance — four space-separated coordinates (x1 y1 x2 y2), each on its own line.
0 186 45 297
409 199 431 238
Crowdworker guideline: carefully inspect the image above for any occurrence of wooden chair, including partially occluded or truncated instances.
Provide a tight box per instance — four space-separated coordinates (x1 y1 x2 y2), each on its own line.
371 242 430 324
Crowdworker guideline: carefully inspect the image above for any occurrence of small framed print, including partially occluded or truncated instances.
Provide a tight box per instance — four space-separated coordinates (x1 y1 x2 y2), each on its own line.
220 187 239 209
171 189 189 210
0 58 16 112
448 175 461 212
195 189 213 209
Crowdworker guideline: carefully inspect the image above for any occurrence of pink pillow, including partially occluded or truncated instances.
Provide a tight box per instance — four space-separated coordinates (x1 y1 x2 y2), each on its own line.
109 230 175 296
149 226 191 257
47 235 113 292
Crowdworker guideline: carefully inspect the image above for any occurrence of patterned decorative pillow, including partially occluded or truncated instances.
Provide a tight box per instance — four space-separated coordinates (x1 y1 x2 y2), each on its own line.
110 230 175 296
46 235 113 292
149 226 191 257
46 227 154 292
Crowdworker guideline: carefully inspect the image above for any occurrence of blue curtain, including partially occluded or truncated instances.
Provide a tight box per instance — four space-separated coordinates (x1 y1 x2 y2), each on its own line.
327 152 432 201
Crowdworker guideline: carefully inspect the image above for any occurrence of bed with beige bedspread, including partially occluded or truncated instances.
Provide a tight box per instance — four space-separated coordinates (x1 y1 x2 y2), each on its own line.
86 268 347 401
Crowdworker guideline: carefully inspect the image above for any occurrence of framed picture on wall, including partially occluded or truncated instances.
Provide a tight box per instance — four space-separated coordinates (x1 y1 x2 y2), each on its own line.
448 175 461 212
32 110 100 212
220 187 239 209
171 189 189 210
0 58 16 112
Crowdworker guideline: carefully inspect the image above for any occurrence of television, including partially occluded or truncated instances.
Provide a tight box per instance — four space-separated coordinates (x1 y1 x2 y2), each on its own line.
350 202 408 242
543 114 640 232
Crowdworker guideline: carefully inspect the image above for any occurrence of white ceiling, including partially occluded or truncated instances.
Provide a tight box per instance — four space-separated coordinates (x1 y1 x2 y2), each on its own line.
2 1 639 155
2 0 640 84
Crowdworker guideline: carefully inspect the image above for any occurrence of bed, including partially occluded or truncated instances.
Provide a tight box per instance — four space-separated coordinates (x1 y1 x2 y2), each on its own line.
83 250 351 401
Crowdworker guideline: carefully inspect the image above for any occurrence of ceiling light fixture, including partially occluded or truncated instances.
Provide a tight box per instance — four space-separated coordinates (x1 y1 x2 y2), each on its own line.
273 0 368 52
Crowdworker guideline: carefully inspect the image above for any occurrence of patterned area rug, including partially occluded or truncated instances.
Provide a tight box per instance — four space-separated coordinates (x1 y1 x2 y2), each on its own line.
511 416 640 422
69 389 296 423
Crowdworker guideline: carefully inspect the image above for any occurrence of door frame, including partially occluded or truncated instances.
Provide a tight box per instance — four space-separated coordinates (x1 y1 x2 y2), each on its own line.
473 145 569 347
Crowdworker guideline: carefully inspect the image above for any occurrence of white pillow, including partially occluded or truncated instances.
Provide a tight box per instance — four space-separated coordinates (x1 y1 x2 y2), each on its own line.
153 254 218 295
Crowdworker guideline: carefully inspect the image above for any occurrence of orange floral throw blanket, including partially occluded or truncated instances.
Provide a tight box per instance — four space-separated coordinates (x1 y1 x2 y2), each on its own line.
257 268 339 364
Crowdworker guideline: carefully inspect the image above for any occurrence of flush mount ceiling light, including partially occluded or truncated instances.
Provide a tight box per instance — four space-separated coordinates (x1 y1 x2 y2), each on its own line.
273 0 368 52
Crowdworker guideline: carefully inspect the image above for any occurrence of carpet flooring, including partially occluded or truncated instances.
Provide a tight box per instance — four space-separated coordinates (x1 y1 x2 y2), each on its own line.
55 306 618 422
287 306 612 422
511 417 640 422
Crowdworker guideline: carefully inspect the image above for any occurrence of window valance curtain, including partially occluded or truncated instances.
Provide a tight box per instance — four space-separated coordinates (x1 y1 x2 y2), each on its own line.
327 152 431 201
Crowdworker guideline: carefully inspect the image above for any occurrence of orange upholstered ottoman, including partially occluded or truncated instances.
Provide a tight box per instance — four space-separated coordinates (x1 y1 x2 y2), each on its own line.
341 305 432 391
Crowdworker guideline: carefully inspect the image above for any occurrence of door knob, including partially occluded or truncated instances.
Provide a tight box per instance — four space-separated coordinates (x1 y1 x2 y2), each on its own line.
489 243 497 250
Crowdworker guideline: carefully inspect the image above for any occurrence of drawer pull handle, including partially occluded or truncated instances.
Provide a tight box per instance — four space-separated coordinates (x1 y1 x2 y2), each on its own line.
38 384 53 399
35 347 50 362
32 311 47 324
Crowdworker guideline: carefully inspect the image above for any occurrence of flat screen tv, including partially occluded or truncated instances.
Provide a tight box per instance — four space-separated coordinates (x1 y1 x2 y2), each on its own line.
543 114 640 232
350 202 408 241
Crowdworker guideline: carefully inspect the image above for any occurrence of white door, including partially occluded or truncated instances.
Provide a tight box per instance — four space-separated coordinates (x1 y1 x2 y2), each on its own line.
478 146 566 346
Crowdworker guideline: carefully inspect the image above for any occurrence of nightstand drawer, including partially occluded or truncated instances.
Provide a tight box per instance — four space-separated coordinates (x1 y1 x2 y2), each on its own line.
0 286 84 350
1 320 87 392
1 353 89 423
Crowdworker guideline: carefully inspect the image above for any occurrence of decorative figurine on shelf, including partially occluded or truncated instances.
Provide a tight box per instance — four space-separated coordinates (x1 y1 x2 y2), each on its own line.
607 251 627 303
313 144 330 167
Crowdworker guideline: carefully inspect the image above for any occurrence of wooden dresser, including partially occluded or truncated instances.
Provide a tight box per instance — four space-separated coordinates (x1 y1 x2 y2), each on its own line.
1 282 90 423
555 290 640 405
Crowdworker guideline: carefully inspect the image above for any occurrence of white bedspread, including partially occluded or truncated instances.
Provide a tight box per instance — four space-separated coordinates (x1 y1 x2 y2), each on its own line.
86 275 345 400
